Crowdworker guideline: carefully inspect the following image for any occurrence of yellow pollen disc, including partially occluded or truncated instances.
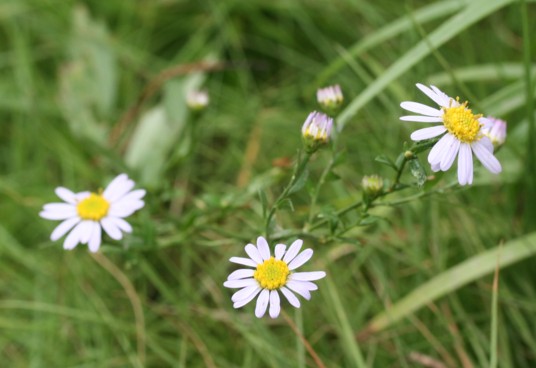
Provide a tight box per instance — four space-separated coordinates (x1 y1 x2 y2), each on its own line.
442 100 482 143
254 257 290 290
76 193 110 221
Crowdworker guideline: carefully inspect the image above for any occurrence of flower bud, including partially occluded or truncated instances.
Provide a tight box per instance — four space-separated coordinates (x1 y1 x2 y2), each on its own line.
301 111 333 153
186 90 209 110
317 84 343 110
361 175 384 198
481 117 506 149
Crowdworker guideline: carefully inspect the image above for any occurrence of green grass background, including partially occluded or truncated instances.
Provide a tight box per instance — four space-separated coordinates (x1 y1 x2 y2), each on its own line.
1 0 536 367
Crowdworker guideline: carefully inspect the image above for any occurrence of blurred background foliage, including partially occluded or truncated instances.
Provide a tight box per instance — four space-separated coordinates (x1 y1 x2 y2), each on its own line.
1 0 536 367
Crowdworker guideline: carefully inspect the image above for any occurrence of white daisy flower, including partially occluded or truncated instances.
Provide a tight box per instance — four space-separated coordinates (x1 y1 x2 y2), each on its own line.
39 173 146 252
186 90 209 110
223 236 326 319
400 83 502 185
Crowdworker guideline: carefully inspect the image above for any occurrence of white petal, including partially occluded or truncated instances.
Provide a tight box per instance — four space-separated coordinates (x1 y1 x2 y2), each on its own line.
472 140 502 174
107 217 132 233
428 133 452 165
280 287 300 308
400 115 443 123
63 221 86 250
274 244 286 260
233 287 262 308
55 187 77 204
290 271 326 281
50 217 81 241
245 243 263 264
114 189 146 204
287 280 319 291
440 135 461 171
416 83 449 107
88 224 102 253
457 143 473 185
431 162 441 172
101 217 123 240
229 257 257 268
283 239 303 263
256 236 271 261
429 85 452 106
223 278 257 289
103 174 134 202
400 101 442 116
40 204 77 220
478 136 494 152
78 221 94 244
288 249 313 270
410 126 447 141
286 281 311 300
228 269 255 280
108 201 144 218
232 284 260 302
75 191 91 200
255 289 270 318
269 290 281 318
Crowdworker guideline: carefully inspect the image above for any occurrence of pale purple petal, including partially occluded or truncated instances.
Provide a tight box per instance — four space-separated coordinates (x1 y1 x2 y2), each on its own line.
283 239 303 263
286 281 312 300
440 135 461 171
457 143 473 185
101 217 123 240
400 115 443 123
290 271 326 281
431 162 441 172
274 244 286 260
269 290 281 318
416 83 450 107
113 189 146 204
229 257 257 267
410 126 447 141
256 236 271 261
400 101 442 116
232 285 261 304
472 140 502 174
288 249 313 270
245 243 263 264
228 269 255 280
55 187 77 204
255 289 270 318
50 217 81 241
280 287 300 308
224 278 258 289
88 224 102 253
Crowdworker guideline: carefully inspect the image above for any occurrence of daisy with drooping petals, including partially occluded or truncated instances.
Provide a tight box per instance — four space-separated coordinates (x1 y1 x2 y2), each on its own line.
39 174 146 252
223 236 326 318
400 83 502 185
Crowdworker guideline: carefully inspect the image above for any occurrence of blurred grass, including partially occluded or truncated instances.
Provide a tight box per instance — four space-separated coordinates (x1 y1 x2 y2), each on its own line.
1 0 536 367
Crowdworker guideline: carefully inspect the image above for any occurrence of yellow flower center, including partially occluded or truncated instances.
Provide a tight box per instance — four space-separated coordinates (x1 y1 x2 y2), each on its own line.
254 257 290 290
77 193 110 221
442 100 482 143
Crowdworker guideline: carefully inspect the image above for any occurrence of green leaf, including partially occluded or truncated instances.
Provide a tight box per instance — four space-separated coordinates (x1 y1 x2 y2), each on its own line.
360 232 536 337
408 158 427 187
288 168 309 195
374 155 397 171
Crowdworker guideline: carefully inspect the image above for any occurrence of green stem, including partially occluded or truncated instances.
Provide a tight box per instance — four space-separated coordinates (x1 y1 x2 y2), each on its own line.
307 154 337 224
265 151 312 240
